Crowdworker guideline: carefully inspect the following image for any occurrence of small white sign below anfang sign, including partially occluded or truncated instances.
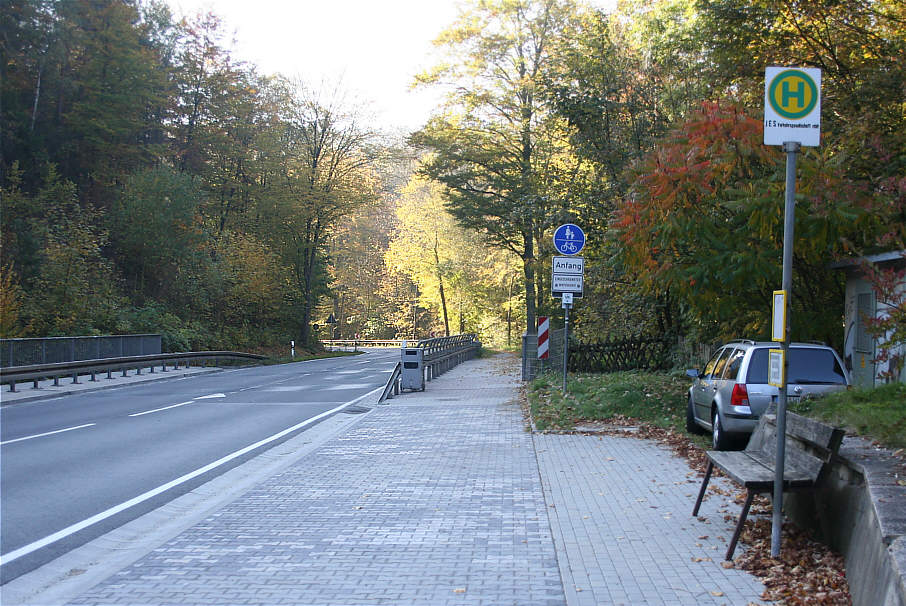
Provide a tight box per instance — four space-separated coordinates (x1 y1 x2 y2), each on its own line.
552 273 583 292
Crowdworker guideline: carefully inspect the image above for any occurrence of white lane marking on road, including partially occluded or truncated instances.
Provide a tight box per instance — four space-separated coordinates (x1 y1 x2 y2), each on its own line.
0 385 383 567
128 401 195 417
323 383 373 390
0 423 97 446
196 393 226 399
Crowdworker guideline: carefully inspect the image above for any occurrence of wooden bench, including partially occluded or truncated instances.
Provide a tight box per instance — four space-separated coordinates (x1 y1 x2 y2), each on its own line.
691 403 844 560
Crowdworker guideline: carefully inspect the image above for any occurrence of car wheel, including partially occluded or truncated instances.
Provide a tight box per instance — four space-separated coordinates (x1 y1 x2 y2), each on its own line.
686 397 704 434
712 408 731 450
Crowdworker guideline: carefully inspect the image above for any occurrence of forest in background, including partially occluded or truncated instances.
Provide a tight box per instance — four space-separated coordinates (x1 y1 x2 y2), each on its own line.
0 0 522 351
2 0 904 356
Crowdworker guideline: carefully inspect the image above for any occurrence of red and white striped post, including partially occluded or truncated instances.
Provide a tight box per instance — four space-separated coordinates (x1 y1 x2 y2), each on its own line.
537 316 549 361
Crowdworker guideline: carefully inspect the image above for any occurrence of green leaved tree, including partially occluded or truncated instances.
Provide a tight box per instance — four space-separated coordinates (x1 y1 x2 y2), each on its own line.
411 0 580 337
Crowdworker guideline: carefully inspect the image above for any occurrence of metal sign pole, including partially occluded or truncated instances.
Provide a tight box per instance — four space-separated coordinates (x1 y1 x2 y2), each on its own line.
562 303 570 394
772 140 800 557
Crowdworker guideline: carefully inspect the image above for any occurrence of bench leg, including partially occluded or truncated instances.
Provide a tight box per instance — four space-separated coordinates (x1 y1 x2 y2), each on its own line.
725 490 755 561
692 461 713 516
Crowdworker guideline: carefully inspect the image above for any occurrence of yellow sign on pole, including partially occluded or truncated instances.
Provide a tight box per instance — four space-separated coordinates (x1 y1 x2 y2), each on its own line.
768 349 785 387
772 290 787 342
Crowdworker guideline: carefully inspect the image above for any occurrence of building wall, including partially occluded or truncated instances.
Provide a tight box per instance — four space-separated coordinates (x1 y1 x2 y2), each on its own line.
842 270 906 388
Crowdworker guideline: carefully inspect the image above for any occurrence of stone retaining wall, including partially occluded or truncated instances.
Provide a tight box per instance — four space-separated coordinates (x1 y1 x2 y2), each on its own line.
785 437 906 606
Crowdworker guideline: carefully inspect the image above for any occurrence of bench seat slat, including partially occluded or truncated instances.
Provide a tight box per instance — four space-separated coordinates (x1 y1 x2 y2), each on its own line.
706 451 816 490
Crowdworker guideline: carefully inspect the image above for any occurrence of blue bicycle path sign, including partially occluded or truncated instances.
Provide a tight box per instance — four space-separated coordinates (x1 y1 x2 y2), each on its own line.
553 223 585 255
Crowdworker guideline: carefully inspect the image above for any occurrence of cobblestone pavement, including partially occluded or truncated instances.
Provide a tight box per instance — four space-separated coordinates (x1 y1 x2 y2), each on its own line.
67 356 563 606
49 355 766 606
535 433 766 606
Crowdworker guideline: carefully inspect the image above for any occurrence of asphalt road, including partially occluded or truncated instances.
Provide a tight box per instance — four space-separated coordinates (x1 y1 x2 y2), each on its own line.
0 350 398 583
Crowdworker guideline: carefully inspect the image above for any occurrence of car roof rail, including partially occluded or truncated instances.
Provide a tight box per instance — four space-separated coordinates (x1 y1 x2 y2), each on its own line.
727 339 756 345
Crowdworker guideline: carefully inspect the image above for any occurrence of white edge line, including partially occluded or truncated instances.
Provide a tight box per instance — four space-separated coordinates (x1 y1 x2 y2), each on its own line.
0 424 96 446
0 385 383 567
128 401 195 417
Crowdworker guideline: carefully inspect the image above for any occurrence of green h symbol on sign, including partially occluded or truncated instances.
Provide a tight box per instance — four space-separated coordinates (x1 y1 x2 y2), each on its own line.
782 79 805 110
769 70 818 120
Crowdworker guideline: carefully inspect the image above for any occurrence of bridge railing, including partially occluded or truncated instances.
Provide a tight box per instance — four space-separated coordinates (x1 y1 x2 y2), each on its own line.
320 339 404 351
380 334 481 402
1 335 162 367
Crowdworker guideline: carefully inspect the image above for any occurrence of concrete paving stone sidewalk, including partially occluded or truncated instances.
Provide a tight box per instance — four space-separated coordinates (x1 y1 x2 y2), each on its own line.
21 354 766 605
535 433 766 606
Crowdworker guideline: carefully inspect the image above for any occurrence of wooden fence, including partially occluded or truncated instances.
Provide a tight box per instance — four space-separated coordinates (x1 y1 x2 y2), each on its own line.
567 337 672 373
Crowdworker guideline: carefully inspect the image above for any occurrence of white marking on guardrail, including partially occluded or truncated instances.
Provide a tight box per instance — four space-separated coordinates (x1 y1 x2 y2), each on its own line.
0 423 97 446
0 385 383 567
128 401 195 417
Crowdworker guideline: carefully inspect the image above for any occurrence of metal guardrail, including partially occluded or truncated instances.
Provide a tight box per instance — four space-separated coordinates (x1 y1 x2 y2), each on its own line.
422 338 481 382
0 351 266 394
415 335 478 358
378 362 402 403
320 340 404 350
380 335 481 402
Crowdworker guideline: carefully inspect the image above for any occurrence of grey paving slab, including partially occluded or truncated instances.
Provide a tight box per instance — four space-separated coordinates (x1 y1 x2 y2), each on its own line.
534 432 767 606
67 356 563 606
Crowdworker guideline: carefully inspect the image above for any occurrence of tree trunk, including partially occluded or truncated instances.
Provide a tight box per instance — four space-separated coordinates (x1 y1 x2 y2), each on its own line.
298 218 321 347
30 63 43 134
524 230 536 335
434 234 450 336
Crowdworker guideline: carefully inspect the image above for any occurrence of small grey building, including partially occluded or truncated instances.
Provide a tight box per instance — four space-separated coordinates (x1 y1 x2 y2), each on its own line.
830 251 906 388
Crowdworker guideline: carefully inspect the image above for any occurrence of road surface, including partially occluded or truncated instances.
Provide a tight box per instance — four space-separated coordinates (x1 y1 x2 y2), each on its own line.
0 350 397 583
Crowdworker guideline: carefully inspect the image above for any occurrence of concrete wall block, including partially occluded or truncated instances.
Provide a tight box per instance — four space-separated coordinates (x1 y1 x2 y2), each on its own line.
785 438 905 606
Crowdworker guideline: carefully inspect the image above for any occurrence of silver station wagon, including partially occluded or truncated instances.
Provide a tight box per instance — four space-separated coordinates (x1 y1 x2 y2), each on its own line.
685 340 849 449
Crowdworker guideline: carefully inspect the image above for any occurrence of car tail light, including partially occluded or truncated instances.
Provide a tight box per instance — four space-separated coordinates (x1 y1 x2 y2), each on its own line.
731 384 749 407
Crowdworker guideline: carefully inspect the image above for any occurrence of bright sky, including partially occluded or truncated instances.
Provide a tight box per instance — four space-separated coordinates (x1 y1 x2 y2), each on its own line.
166 0 614 133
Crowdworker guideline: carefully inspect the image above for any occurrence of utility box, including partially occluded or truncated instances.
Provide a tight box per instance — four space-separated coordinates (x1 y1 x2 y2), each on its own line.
401 348 425 391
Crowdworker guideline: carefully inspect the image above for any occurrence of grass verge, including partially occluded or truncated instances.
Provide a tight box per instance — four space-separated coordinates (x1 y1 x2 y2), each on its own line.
789 382 906 450
528 369 711 449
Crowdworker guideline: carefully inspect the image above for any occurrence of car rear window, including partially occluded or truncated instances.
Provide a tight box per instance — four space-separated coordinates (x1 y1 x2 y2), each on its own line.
746 348 847 384
722 349 745 381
